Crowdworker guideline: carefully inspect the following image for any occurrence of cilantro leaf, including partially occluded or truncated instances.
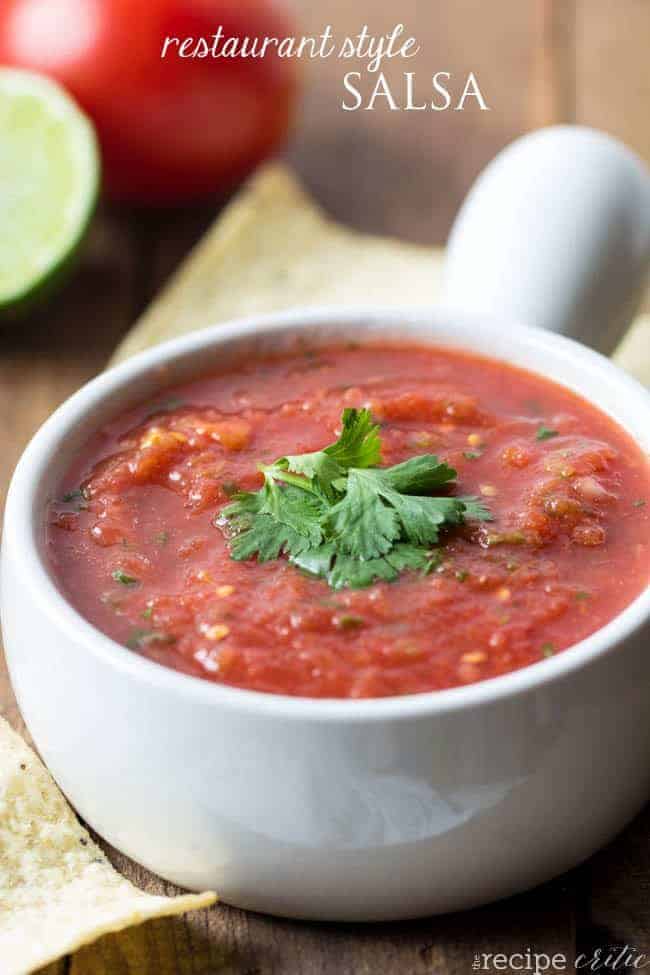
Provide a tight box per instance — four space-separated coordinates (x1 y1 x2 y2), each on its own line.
328 552 399 589
325 407 381 469
379 455 457 494
280 450 343 492
536 426 558 441
280 407 381 493
323 469 400 559
330 543 434 589
326 466 466 551
292 542 435 589
458 496 494 521
290 543 336 578
380 492 465 545
230 514 312 562
222 475 324 561
298 543 431 590
218 408 492 589
385 543 435 574
258 477 324 546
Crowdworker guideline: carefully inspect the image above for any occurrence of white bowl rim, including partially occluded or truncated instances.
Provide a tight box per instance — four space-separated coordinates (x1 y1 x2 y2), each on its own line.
5 303 650 723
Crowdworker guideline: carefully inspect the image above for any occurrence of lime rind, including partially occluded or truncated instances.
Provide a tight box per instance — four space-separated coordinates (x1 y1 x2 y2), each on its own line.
0 68 100 314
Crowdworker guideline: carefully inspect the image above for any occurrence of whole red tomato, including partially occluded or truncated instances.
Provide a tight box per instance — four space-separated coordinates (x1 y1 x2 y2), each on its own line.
0 0 297 203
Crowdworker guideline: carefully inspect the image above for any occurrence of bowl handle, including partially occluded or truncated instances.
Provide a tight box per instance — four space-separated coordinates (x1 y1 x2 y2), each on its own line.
441 126 650 354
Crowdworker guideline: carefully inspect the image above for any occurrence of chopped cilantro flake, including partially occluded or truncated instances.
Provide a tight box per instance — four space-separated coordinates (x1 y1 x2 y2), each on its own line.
112 569 139 586
422 550 443 575
536 426 559 441
127 628 175 650
61 488 88 510
334 614 364 630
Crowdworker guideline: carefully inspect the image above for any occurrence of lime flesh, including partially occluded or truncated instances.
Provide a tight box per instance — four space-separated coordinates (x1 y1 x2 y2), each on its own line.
0 68 99 315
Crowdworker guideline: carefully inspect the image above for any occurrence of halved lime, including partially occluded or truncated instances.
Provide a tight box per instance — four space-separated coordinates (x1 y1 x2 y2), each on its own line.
0 68 100 316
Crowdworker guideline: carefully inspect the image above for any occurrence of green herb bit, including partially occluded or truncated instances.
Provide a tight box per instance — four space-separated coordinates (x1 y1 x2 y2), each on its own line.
422 550 443 575
463 450 482 461
152 530 169 545
219 408 492 590
333 614 364 630
142 605 153 619
484 530 527 547
455 569 469 582
575 591 590 601
112 569 139 586
61 487 89 510
633 499 646 508
536 426 559 441
541 642 555 658
62 488 83 503
127 628 175 651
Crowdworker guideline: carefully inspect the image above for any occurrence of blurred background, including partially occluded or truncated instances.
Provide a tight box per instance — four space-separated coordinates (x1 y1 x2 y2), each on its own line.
288 0 650 242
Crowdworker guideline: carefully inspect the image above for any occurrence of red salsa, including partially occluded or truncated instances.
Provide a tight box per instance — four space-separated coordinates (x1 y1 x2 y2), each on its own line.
47 342 650 698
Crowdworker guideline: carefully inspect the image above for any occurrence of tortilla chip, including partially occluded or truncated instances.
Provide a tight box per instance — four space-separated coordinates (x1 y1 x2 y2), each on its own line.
612 313 650 386
110 162 649 387
0 716 216 975
110 163 444 365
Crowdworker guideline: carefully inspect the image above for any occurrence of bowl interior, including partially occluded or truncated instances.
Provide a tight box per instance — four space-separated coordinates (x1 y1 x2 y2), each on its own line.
30 308 650 515
9 304 650 717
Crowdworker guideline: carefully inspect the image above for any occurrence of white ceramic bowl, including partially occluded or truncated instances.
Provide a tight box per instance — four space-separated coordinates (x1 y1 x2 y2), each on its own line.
3 305 650 921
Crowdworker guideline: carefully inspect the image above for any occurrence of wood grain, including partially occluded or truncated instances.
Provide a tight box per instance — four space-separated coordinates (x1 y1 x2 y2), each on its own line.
575 0 650 163
0 206 143 975
0 2 648 972
573 0 650 959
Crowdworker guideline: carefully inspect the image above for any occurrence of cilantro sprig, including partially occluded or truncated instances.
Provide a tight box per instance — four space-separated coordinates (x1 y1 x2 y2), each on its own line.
218 408 491 590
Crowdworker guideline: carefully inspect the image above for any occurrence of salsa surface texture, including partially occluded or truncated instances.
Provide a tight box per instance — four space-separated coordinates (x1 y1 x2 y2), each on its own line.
47 342 650 698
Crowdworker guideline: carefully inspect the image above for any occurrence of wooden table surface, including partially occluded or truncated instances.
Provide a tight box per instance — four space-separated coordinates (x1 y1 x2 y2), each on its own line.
2 2 649 972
